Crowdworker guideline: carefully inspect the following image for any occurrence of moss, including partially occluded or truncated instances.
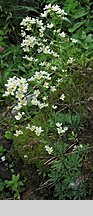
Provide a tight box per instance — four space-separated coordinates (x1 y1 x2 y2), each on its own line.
13 126 49 170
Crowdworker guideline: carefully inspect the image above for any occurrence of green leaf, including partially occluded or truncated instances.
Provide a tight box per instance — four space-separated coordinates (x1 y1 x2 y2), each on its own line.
74 11 88 19
2 51 13 58
64 18 72 24
18 66 26 73
85 34 93 43
11 6 39 13
68 21 84 33
82 31 86 39
0 30 5 35
5 131 13 140
0 181 5 192
0 36 3 42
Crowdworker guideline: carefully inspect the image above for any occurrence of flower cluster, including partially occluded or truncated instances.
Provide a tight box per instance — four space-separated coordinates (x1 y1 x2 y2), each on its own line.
41 4 67 18
56 122 68 135
28 70 51 83
14 130 23 137
21 35 37 52
67 57 75 64
60 94 65 101
3 4 79 158
20 4 68 63
3 76 28 120
26 124 44 136
3 76 28 97
45 145 53 155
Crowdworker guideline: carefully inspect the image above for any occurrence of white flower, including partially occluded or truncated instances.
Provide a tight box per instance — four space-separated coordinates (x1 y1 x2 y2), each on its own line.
14 130 23 137
43 46 51 54
50 86 56 92
35 126 44 136
61 9 67 16
1 156 6 161
67 57 75 64
21 30 26 37
31 125 36 131
62 69 67 73
23 55 33 62
38 103 44 109
38 102 48 109
51 66 57 71
46 62 51 68
60 94 65 101
56 122 62 127
18 82 28 93
16 91 24 100
5 77 18 94
21 35 36 51
57 127 64 134
59 32 66 38
34 58 38 62
52 4 60 12
44 4 51 11
25 123 36 131
7 88 15 96
69 182 75 188
71 38 78 43
63 126 68 132
41 10 49 18
52 105 57 109
19 98 27 106
28 76 35 82
46 74 51 80
24 155 28 158
15 112 22 120
31 97 39 105
3 91 10 97
20 16 36 27
34 72 43 80
22 112 25 115
57 126 68 134
30 17 36 24
26 123 31 130
36 19 43 27
52 51 59 58
43 82 49 88
57 78 63 83
39 26 46 34
47 23 54 28
44 103 48 107
34 89 40 97
42 96 47 101
17 77 27 85
79 144 83 148
13 103 22 111
45 145 53 155
39 61 46 66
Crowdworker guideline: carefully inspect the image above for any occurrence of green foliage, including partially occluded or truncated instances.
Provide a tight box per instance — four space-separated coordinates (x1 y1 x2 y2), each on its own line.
0 30 6 46
0 146 6 156
48 145 87 199
13 126 48 170
0 181 5 192
48 112 84 132
0 1 93 200
5 131 13 140
0 174 24 199
0 0 41 45
5 174 24 199
0 42 27 93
